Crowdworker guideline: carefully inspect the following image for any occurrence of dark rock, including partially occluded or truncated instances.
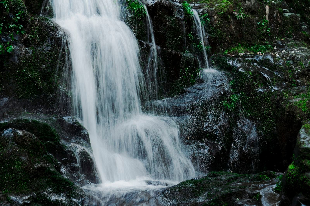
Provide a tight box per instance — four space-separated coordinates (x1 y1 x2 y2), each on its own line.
0 0 72 117
56 116 90 144
24 0 53 17
79 149 100 184
161 171 282 205
0 118 100 204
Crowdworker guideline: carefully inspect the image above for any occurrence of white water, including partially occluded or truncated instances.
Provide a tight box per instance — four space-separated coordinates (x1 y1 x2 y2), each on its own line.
51 0 195 184
144 5 159 100
193 10 209 69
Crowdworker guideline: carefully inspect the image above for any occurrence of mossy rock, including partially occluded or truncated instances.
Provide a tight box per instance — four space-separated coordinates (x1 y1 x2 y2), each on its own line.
163 171 281 205
0 119 60 145
0 0 71 114
0 127 80 205
202 0 309 53
211 54 302 171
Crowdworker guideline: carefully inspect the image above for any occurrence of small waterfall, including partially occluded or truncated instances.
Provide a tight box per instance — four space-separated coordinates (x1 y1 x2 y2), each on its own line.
144 5 159 101
193 9 209 69
51 0 195 184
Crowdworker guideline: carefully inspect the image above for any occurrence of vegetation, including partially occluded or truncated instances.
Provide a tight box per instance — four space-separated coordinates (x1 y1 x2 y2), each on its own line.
0 0 69 104
0 0 26 54
126 0 146 19
202 0 232 15
182 1 193 17
0 0 310 204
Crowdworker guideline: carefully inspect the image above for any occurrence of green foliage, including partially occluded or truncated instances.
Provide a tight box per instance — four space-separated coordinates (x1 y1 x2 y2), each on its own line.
202 0 232 15
126 0 146 19
257 19 271 38
304 123 310 133
258 174 271 181
0 15 69 102
234 7 247 20
222 94 239 110
293 91 310 116
0 0 27 54
182 1 193 17
178 66 201 88
201 13 210 26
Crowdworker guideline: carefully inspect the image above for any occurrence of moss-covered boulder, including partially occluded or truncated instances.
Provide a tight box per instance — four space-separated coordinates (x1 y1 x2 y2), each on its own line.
0 124 78 204
0 118 99 205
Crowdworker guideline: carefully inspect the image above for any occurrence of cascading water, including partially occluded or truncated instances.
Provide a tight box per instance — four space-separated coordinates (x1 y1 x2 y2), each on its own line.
193 9 209 69
144 5 159 101
51 0 195 185
192 9 220 90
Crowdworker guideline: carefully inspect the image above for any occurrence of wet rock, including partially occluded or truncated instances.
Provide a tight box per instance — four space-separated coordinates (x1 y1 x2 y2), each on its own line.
56 116 90 144
78 149 100 184
0 0 72 116
0 118 100 204
127 0 205 97
0 126 80 205
161 171 282 205
24 0 53 17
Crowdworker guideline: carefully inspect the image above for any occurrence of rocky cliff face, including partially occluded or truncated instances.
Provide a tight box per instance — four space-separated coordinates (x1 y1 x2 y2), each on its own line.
0 0 309 205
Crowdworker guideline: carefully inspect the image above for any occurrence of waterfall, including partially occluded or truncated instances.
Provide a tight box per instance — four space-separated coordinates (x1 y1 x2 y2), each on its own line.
144 5 159 101
51 0 195 184
193 9 209 69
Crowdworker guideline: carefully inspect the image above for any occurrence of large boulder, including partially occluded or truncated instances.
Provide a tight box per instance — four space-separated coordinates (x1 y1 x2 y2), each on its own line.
0 118 100 205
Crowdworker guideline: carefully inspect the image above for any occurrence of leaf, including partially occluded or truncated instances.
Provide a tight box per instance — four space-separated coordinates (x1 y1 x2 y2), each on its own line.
7 45 14 53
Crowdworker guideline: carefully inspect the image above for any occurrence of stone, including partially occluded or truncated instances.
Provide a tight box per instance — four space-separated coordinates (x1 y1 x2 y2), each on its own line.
295 125 310 161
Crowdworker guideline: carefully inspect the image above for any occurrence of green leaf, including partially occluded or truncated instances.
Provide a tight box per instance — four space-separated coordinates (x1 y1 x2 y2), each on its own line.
7 45 14 53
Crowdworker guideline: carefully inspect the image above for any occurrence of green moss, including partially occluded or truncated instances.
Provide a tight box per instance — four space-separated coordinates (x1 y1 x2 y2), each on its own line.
224 43 273 55
274 174 283 193
0 12 69 102
284 163 304 197
0 120 78 202
293 91 310 117
125 0 147 42
304 124 310 133
170 55 200 95
0 119 60 144
166 171 279 205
